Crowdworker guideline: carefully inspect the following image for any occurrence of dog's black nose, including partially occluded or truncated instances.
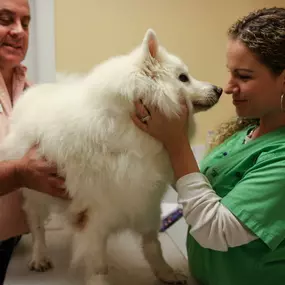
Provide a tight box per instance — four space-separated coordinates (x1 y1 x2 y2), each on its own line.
213 85 223 97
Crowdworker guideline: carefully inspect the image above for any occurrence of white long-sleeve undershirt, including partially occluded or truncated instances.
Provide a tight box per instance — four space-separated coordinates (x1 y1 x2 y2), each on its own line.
176 172 257 252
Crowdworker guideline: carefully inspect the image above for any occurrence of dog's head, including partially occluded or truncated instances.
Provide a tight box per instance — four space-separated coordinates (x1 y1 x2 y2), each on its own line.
123 29 222 122
86 29 222 139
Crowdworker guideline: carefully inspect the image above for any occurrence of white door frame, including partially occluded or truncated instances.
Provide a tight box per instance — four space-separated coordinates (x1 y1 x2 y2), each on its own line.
23 0 56 84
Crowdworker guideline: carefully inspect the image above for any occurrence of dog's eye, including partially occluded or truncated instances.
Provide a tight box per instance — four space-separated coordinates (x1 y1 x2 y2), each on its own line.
178 73 189 83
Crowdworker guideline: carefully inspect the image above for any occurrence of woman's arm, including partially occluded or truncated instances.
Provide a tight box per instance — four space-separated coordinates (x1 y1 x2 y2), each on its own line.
176 172 257 251
166 136 257 251
131 100 257 251
165 135 199 180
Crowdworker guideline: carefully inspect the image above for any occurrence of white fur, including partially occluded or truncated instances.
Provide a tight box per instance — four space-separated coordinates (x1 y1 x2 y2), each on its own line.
0 29 221 285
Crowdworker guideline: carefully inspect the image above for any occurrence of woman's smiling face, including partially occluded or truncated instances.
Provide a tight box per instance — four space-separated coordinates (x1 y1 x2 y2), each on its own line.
224 39 285 119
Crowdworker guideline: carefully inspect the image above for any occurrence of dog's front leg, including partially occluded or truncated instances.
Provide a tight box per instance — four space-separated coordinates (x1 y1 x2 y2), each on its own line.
142 231 188 285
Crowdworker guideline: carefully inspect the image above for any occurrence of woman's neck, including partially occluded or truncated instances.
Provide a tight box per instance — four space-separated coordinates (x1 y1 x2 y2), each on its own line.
253 113 285 139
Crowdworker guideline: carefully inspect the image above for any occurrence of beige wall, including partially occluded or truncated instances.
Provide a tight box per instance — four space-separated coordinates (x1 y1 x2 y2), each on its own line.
54 0 285 144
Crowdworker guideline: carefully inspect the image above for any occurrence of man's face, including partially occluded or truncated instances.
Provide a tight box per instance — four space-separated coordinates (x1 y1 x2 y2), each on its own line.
0 0 30 68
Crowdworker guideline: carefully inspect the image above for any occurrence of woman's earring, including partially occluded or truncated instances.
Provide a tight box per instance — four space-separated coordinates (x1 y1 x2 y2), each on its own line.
281 93 285 112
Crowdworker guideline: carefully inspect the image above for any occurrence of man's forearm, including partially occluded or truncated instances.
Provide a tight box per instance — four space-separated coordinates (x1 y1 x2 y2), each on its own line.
0 160 21 196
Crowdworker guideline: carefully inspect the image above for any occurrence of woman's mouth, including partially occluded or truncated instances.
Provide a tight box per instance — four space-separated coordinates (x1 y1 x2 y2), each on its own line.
233 99 248 106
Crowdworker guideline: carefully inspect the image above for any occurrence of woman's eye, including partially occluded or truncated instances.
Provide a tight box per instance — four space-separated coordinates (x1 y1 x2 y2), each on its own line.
239 74 251 80
178 73 190 83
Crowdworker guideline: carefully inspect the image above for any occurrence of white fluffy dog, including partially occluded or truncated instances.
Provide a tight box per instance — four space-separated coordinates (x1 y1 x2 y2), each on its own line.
0 29 222 285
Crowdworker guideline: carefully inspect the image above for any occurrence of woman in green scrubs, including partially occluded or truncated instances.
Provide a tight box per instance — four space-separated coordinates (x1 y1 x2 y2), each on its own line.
132 7 285 285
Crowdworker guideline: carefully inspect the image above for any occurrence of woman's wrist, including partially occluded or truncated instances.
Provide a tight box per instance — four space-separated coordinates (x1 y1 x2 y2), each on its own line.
165 135 200 181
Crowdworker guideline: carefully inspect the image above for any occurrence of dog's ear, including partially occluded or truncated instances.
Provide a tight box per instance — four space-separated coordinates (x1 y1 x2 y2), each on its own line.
143 29 159 58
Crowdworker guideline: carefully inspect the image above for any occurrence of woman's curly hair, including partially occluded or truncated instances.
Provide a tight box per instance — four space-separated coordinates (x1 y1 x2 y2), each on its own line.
209 7 285 150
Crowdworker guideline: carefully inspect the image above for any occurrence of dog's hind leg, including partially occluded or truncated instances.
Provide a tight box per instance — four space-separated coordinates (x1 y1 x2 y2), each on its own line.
71 211 110 285
141 230 188 285
22 191 53 272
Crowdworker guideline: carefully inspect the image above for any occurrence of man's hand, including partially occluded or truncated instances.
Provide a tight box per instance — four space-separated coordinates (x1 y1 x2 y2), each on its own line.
15 146 68 199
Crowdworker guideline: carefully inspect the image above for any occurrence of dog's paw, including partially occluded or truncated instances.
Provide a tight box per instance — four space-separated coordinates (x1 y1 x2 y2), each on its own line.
28 257 53 272
156 269 188 285
86 274 110 285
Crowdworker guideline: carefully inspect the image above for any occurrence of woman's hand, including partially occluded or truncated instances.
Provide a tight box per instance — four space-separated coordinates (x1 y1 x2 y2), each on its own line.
131 99 199 180
131 99 189 153
15 146 69 199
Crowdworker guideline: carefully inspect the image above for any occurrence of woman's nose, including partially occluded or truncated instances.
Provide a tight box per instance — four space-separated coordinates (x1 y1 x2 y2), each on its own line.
224 76 239 95
224 83 234 94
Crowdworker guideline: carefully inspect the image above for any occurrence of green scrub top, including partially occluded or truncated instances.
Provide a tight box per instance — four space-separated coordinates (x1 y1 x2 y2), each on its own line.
187 125 285 285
